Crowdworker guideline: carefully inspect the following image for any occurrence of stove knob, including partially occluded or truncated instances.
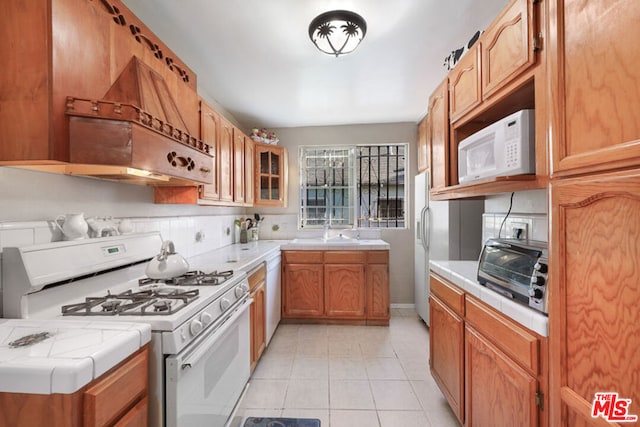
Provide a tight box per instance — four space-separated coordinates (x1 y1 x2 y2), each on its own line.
528 288 543 299
220 298 231 311
200 312 213 326
235 285 247 298
189 319 203 336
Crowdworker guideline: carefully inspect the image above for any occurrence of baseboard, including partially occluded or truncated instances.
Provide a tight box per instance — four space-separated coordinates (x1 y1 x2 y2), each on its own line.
390 303 415 309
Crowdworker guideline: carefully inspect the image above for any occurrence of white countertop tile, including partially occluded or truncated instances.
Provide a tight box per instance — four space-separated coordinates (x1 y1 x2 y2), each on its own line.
0 319 150 394
429 260 548 337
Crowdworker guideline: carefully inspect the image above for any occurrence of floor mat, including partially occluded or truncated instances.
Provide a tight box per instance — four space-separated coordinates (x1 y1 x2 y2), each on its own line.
243 417 321 427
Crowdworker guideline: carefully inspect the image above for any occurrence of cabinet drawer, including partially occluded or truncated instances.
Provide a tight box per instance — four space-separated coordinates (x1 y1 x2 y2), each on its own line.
324 251 366 264
113 396 148 427
465 297 539 374
84 347 148 427
430 273 465 316
283 251 324 264
248 263 266 292
367 250 389 264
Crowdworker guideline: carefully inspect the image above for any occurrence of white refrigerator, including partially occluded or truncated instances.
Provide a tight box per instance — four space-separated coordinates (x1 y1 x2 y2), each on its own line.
414 171 484 324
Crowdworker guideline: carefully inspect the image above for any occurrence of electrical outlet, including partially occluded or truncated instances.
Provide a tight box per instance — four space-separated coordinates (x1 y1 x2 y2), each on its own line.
510 222 528 239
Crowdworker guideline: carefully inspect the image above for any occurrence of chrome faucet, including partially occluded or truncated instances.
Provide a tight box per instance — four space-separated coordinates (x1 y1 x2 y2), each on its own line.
323 222 330 241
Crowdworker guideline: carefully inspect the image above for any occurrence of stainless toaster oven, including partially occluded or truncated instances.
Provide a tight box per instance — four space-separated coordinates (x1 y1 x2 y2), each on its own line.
477 238 548 314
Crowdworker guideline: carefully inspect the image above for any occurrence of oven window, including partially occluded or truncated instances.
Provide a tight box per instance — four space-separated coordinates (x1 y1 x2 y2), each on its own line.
481 247 537 286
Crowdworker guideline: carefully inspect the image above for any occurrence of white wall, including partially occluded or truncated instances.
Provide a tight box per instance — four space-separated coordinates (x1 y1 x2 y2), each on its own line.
0 167 243 221
259 122 419 305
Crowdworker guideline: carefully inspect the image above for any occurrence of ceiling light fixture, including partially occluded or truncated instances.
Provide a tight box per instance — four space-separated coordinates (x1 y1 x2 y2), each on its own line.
308 10 367 57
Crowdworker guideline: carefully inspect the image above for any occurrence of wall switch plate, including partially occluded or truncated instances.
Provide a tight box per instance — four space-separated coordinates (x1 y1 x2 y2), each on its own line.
510 222 528 239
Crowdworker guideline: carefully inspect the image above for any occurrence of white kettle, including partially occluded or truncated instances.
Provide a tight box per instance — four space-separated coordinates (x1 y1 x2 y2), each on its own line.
54 213 89 240
145 240 190 280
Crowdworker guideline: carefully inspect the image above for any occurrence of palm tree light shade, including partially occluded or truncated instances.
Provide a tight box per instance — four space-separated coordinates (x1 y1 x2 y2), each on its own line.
308 10 367 57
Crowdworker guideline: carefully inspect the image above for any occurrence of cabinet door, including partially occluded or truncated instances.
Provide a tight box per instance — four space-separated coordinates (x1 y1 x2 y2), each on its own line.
550 170 640 426
549 0 640 176
466 326 537 427
449 45 481 122
366 263 389 321
417 115 429 174
429 295 464 423
283 263 324 317
428 79 450 191
324 264 366 318
250 282 266 372
255 144 287 206
233 129 245 204
481 0 536 99
199 101 220 200
245 136 254 206
218 117 234 202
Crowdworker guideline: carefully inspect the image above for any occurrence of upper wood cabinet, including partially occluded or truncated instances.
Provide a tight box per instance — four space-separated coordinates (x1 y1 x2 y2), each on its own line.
428 79 451 191
245 137 255 206
549 169 640 426
449 45 482 123
218 117 235 203
548 0 640 177
199 101 220 200
417 115 429 174
0 0 201 177
481 0 537 99
255 143 288 207
233 129 246 204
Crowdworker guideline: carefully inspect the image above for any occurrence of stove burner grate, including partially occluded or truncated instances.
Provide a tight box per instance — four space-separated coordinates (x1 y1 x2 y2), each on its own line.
61 288 199 316
138 270 234 287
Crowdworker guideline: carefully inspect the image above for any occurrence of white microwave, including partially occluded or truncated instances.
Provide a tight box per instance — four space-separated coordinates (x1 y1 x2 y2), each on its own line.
458 109 535 184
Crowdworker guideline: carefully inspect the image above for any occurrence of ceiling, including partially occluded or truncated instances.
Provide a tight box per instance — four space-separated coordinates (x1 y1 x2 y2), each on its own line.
123 0 509 129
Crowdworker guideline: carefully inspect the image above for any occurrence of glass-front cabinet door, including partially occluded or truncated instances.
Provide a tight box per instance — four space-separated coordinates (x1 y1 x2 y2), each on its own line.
255 143 287 206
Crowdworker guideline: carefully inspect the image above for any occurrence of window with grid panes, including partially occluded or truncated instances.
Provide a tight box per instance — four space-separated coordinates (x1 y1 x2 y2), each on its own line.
299 144 407 229
299 147 355 228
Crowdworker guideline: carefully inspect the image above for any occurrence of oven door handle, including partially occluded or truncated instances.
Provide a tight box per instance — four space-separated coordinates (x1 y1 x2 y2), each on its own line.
180 297 252 370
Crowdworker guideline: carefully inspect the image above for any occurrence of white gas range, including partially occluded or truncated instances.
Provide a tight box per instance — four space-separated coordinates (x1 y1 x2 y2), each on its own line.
1 232 251 427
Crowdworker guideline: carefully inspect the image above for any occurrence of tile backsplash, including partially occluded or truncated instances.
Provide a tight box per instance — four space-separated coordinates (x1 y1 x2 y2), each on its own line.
482 213 548 243
0 215 239 258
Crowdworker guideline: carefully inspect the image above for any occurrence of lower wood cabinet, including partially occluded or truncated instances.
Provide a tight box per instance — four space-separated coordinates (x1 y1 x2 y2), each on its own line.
466 326 538 427
282 250 389 325
429 294 464 423
429 271 547 427
248 264 267 372
0 346 149 427
325 264 366 318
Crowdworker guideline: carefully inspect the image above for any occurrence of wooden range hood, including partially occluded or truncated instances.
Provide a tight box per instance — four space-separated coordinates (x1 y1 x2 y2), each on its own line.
55 56 214 186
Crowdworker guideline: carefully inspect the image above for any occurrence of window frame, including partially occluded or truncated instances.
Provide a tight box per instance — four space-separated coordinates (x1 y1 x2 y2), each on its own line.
299 143 408 230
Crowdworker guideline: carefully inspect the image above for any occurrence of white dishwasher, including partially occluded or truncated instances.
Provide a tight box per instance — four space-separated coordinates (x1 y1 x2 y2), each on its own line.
265 252 282 345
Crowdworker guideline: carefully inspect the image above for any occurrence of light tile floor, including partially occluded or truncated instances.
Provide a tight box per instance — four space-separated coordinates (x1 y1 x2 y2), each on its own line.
234 308 459 427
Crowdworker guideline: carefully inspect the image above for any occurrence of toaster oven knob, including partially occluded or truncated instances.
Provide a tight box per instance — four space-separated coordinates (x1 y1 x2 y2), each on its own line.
534 262 548 274
531 275 546 286
200 312 213 326
189 319 203 336
528 288 543 299
220 298 231 311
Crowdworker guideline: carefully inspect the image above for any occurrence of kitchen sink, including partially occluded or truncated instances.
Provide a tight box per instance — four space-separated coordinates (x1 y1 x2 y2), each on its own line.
291 236 359 245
